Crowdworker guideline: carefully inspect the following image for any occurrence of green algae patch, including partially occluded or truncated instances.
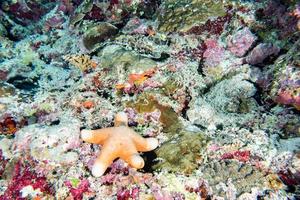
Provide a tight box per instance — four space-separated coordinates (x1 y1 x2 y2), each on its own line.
126 92 182 134
158 0 226 32
153 130 210 174
161 78 181 97
98 45 157 74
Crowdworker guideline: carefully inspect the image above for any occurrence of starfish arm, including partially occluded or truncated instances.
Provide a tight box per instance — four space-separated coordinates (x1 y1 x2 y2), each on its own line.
92 142 119 177
81 127 115 144
117 140 144 169
114 112 128 127
130 131 159 152
122 153 145 169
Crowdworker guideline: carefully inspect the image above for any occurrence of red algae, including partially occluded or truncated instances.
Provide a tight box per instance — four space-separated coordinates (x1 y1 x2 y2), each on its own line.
221 150 251 162
65 179 90 200
0 115 28 135
186 14 232 36
117 186 139 200
0 116 17 135
0 160 53 200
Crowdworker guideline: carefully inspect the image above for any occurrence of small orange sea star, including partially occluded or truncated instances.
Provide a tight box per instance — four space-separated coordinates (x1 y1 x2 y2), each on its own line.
81 112 159 177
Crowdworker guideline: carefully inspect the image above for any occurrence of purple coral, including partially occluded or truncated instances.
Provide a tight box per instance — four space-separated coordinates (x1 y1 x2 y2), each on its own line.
3 1 51 25
245 43 280 65
227 27 257 57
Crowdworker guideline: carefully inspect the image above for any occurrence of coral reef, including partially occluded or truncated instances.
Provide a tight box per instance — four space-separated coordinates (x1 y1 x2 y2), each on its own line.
0 0 299 199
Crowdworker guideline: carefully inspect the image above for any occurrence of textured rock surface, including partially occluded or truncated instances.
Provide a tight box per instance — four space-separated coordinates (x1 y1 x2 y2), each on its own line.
200 160 269 197
187 73 257 129
13 119 81 165
153 130 209 174
246 43 280 65
269 40 300 110
98 45 157 74
158 0 226 32
0 0 299 199
82 23 118 52
227 27 257 57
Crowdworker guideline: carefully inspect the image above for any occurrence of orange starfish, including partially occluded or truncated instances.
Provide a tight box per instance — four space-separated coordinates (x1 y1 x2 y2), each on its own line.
81 112 159 177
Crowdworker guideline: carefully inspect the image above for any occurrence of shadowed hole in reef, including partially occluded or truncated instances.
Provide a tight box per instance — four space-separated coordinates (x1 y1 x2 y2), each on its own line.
141 151 158 173
7 75 39 92
152 52 170 61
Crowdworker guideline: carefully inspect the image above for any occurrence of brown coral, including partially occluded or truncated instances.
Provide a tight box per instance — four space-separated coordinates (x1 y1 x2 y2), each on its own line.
63 54 97 71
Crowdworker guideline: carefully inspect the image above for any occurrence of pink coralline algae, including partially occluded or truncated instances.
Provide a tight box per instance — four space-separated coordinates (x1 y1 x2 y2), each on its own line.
245 43 280 65
221 150 251 162
57 0 74 15
151 184 173 200
278 170 300 188
276 89 300 110
116 186 139 200
100 160 129 185
291 4 300 30
227 27 257 57
65 179 90 200
44 14 65 32
0 70 8 81
273 64 300 110
186 13 232 36
83 4 105 21
0 160 53 200
203 39 225 67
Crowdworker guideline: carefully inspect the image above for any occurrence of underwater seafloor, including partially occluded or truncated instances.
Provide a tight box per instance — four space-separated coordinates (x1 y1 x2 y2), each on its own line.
0 0 300 199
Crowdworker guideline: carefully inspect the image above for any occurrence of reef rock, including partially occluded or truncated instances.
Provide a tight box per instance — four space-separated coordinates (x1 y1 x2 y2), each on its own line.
98 45 157 74
227 27 257 57
12 119 81 166
82 22 118 52
187 73 257 129
268 39 300 110
200 160 269 197
246 43 280 65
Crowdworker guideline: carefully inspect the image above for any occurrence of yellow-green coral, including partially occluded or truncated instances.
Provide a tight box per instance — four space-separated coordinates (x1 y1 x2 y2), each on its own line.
158 0 226 32
153 130 210 174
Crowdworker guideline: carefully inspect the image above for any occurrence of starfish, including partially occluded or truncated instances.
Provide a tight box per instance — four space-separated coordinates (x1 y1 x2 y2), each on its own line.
81 112 159 177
